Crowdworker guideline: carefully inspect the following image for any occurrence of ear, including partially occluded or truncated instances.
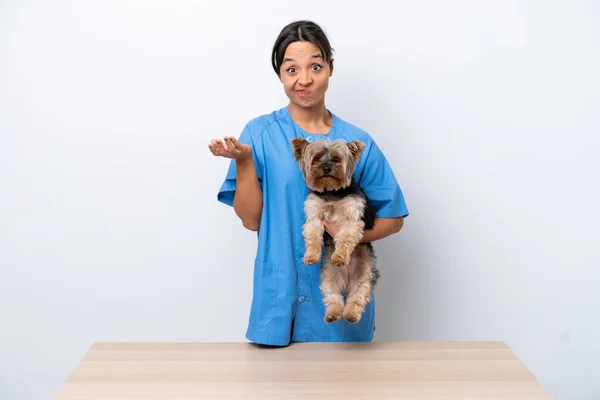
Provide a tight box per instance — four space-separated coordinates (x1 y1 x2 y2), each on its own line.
291 137 309 160
346 140 365 161
329 58 334 76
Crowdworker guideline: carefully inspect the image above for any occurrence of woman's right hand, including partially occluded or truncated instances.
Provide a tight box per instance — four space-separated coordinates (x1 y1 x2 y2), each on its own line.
208 136 253 163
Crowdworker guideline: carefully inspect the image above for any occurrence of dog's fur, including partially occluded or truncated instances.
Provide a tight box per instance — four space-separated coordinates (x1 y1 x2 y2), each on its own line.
291 137 379 324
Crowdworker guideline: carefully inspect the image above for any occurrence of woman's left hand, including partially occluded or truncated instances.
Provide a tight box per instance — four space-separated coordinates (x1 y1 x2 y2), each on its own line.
324 219 340 237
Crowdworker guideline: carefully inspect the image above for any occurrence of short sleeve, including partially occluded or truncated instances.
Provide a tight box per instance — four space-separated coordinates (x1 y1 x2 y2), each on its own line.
357 141 409 218
217 124 262 207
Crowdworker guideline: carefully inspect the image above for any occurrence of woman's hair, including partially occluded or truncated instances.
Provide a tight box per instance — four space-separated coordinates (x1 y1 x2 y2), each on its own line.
271 20 334 75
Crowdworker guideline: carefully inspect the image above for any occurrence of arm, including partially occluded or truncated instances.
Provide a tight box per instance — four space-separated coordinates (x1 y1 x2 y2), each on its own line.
324 216 404 244
359 216 403 243
232 156 263 231
354 139 409 242
210 135 263 231
322 139 409 242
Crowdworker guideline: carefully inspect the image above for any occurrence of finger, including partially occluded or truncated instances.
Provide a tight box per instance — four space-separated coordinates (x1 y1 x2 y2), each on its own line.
223 137 243 157
211 138 226 154
220 137 230 151
223 137 235 151
227 136 241 149
220 138 237 155
208 142 219 156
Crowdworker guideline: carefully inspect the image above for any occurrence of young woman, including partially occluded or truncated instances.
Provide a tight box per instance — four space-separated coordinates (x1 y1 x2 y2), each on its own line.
209 20 408 346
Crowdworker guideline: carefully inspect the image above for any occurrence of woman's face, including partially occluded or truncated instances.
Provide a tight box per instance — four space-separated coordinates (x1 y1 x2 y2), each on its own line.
279 41 333 109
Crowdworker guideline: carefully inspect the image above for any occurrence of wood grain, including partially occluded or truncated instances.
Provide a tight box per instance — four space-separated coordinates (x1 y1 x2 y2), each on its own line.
53 341 552 399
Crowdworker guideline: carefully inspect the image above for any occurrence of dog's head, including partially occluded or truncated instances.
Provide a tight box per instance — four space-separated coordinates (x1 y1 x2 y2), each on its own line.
291 137 365 192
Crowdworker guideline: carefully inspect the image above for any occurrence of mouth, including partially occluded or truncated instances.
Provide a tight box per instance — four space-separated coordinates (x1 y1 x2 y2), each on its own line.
296 89 310 97
319 174 337 181
310 176 343 192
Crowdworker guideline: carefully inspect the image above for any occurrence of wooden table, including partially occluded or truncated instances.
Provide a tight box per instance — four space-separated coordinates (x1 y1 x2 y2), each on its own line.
53 341 552 399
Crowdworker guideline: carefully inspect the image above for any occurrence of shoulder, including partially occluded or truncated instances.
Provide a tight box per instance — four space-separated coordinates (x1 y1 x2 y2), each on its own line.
332 113 377 152
242 107 289 141
331 113 394 172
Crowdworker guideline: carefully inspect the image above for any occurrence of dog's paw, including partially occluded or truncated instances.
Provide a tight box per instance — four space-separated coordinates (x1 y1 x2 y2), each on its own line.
331 250 349 266
303 249 321 265
343 303 364 323
343 310 362 324
324 312 342 323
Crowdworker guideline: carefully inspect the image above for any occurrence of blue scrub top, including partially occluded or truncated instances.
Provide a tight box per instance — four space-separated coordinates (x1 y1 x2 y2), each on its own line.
218 106 408 346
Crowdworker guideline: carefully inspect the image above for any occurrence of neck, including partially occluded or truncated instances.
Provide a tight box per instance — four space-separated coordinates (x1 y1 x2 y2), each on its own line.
287 101 332 134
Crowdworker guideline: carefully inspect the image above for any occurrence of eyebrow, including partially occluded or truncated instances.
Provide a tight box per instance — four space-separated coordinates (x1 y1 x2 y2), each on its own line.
283 54 323 63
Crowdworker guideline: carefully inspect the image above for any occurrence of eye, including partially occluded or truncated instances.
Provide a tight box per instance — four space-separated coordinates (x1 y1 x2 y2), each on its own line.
312 156 321 164
286 67 296 73
312 64 323 71
330 156 340 163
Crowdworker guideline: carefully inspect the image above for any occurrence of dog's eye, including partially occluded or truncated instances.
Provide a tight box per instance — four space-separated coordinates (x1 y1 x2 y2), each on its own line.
331 157 340 163
313 156 321 164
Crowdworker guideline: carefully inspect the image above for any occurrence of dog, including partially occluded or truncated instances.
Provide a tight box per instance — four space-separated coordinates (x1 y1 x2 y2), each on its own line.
291 137 379 324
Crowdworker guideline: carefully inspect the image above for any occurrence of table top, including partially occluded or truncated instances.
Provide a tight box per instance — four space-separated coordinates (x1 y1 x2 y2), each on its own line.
53 341 552 399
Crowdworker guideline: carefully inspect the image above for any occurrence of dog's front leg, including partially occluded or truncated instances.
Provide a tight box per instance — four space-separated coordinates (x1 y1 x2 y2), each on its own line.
331 220 365 266
302 217 324 265
302 196 325 265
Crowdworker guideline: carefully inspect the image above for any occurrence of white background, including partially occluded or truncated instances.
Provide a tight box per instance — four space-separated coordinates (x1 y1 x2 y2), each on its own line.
1 1 599 399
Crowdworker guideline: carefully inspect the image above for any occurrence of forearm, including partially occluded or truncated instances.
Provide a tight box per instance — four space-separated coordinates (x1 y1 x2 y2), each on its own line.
233 157 263 231
360 217 404 243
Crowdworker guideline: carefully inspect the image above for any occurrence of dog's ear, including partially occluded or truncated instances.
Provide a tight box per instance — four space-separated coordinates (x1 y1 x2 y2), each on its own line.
291 137 309 160
346 140 366 162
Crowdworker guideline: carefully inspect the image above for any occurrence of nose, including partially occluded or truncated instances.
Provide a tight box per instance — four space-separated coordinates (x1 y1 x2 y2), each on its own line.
322 164 332 174
299 69 312 86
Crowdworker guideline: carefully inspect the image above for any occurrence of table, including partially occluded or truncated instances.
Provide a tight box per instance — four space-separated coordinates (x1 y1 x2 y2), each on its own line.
53 341 552 399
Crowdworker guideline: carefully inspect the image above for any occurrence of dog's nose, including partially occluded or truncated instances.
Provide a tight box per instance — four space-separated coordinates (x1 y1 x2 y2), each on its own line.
322 164 332 174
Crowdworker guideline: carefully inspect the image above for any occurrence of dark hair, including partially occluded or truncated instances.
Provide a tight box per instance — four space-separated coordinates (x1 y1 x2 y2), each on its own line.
271 20 334 75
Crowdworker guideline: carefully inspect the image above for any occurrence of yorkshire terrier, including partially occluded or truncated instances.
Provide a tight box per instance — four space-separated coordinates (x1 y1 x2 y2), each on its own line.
291 137 379 324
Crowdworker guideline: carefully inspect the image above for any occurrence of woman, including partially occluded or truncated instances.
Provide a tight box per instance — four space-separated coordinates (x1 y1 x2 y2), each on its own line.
209 20 408 346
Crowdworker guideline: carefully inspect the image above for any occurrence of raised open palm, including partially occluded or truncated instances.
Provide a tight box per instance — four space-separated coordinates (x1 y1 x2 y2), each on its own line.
208 136 252 162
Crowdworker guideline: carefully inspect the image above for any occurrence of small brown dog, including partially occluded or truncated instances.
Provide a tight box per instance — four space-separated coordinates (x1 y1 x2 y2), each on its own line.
291 137 379 324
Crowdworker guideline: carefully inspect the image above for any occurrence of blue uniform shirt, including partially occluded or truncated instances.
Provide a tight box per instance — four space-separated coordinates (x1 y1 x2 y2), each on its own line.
218 106 408 346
